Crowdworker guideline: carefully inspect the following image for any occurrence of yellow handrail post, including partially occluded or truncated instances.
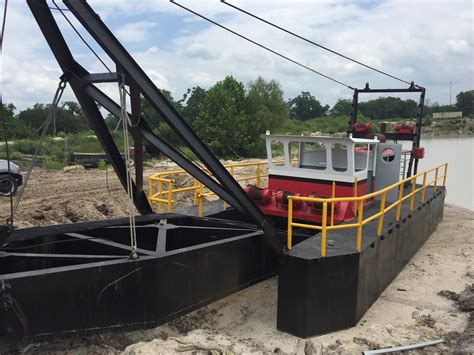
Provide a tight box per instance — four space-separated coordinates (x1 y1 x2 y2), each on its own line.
198 184 204 217
157 180 162 213
356 200 364 252
256 164 261 188
198 195 203 217
193 178 198 205
396 182 405 221
330 181 336 226
167 180 173 212
148 177 154 205
287 198 293 250
377 192 387 236
321 202 328 257
443 163 448 187
353 176 358 216
409 176 416 211
421 172 427 203
434 167 439 192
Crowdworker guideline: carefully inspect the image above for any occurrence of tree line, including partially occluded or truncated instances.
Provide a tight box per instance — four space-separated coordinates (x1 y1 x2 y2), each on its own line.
2 76 472 158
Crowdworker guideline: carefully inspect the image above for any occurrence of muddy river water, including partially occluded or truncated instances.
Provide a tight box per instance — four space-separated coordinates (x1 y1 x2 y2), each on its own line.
402 136 474 211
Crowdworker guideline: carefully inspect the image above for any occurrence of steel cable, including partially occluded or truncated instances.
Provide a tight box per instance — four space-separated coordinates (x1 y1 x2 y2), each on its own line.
118 74 138 259
170 0 354 90
221 0 412 86
12 80 67 216
52 0 112 73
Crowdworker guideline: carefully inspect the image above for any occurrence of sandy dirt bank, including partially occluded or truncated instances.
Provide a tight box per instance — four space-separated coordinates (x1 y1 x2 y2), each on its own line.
9 203 472 354
0 164 472 353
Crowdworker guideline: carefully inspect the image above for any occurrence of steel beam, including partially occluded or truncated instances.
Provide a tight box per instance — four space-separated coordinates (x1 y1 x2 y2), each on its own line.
65 232 156 256
27 0 282 253
63 0 282 254
84 72 118 83
356 88 423 93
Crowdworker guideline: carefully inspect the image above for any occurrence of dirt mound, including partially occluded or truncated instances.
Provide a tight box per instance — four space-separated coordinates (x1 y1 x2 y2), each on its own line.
439 284 474 312
439 283 474 352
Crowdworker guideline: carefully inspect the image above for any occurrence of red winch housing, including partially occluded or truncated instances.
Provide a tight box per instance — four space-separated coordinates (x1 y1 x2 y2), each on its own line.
353 122 371 133
244 179 369 224
413 147 425 159
394 122 415 134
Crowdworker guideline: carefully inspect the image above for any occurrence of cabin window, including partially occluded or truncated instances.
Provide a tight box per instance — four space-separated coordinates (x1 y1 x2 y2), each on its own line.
354 143 369 172
289 141 300 167
331 144 348 172
270 141 284 166
382 148 396 163
299 142 327 170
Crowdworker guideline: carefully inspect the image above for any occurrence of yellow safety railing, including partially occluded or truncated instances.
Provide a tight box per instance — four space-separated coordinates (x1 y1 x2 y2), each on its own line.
148 161 269 214
287 162 448 257
195 159 298 216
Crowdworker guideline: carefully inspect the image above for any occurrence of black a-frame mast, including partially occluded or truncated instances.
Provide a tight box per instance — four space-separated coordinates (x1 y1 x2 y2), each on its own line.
27 0 282 254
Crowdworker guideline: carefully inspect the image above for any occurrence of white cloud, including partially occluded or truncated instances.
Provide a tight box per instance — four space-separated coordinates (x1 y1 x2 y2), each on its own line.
447 40 471 54
115 21 158 43
2 0 473 112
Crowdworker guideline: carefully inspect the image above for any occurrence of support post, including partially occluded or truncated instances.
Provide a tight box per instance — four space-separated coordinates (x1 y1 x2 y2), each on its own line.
377 192 386 236
130 86 144 208
321 202 328 256
356 200 363 252
396 183 405 221
287 198 293 250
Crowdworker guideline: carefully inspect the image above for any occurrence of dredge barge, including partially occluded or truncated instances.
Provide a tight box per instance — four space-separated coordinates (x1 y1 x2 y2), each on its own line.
1 0 447 345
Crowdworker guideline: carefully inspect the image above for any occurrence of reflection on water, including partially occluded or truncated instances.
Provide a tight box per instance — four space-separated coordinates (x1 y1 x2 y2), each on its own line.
402 137 474 211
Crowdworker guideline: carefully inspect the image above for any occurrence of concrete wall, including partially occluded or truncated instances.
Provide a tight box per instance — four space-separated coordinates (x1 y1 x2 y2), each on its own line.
433 112 462 119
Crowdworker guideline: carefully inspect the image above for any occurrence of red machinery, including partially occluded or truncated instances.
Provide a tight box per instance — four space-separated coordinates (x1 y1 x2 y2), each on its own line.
353 122 371 133
394 122 415 134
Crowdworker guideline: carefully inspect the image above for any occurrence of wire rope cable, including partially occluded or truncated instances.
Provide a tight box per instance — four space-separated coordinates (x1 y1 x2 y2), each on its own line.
12 80 67 216
51 0 112 73
221 0 412 86
118 74 138 259
170 1 354 90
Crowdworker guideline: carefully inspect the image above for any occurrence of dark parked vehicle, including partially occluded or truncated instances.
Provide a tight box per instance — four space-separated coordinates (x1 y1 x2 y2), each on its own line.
0 160 23 197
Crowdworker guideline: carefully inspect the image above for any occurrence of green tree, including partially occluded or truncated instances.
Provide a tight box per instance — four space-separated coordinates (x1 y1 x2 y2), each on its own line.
241 77 288 156
455 90 473 116
193 76 246 157
17 102 89 134
358 97 418 120
1 103 37 139
330 98 351 117
17 103 49 131
288 91 328 120
105 113 119 131
54 101 89 134
181 86 207 124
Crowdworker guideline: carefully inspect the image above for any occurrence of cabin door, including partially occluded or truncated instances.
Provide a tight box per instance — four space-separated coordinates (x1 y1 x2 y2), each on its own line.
374 143 402 202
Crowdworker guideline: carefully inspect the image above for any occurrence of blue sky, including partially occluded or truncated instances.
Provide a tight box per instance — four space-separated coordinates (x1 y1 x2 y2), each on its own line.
2 0 473 110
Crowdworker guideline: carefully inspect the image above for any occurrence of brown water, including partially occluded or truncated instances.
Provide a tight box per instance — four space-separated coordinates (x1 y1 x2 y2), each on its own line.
403 137 474 211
